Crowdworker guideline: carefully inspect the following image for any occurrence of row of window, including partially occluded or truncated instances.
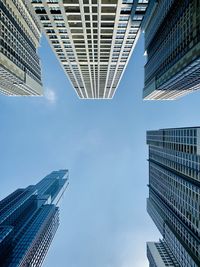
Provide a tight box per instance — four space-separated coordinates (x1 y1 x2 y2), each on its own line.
149 163 200 231
149 191 200 263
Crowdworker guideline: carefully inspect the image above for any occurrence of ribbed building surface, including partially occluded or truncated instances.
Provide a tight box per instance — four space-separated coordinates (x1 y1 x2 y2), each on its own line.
147 241 179 267
146 127 200 267
0 169 69 267
143 0 200 100
31 0 150 99
0 0 43 96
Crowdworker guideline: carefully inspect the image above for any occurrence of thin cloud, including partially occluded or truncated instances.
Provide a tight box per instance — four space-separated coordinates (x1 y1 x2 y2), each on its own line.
45 88 56 104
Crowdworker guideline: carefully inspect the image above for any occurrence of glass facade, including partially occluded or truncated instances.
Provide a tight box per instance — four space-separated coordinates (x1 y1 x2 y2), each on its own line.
146 127 200 266
143 0 200 100
0 169 69 267
0 0 43 95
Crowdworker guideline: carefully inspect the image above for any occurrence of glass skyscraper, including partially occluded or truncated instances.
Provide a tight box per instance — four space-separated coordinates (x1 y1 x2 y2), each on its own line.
0 169 69 267
143 0 200 100
0 0 43 95
146 127 200 266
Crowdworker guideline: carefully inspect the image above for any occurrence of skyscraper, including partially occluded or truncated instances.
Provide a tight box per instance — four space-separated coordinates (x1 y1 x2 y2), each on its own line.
143 0 200 100
0 0 43 95
0 169 69 267
31 0 150 99
147 241 179 267
146 127 200 267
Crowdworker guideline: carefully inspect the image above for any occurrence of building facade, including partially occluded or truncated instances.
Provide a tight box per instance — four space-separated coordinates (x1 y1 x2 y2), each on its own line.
0 169 69 267
143 0 200 100
0 0 43 95
147 241 179 267
31 0 150 99
146 127 200 266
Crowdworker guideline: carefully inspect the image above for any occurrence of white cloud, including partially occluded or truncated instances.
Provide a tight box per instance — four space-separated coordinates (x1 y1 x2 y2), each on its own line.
45 88 56 104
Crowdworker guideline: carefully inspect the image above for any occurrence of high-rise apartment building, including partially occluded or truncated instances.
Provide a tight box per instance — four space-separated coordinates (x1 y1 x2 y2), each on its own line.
31 0 150 99
0 0 43 95
147 241 179 267
0 169 69 267
146 127 200 267
143 0 200 100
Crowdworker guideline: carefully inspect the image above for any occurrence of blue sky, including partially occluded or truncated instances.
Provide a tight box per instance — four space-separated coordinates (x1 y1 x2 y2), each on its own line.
1 34 200 267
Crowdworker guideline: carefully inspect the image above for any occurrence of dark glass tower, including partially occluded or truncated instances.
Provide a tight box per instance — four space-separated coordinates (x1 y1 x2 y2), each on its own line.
143 0 200 100
0 169 69 267
146 128 200 266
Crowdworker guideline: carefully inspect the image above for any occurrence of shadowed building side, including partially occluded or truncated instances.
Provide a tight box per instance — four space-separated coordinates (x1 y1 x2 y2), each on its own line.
143 0 200 100
146 127 200 267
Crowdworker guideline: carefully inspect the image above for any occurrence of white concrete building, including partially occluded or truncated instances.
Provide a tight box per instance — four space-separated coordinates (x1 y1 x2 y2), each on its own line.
31 0 149 99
